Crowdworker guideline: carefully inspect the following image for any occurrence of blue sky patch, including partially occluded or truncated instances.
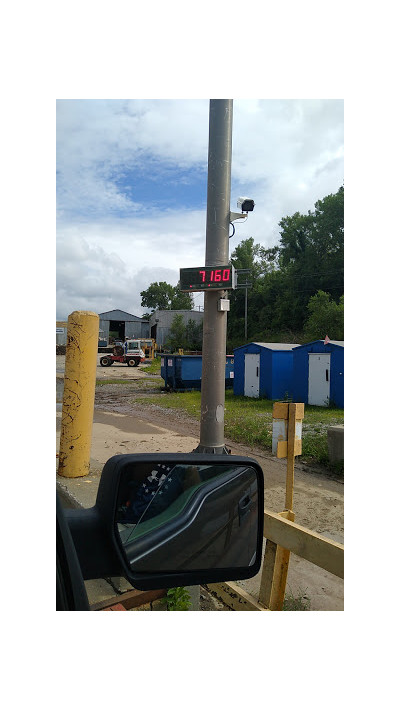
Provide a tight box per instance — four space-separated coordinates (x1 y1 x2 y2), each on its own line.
113 161 208 212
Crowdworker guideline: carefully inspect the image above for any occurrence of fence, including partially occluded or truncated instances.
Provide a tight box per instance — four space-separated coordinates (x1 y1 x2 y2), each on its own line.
92 508 344 611
208 508 344 610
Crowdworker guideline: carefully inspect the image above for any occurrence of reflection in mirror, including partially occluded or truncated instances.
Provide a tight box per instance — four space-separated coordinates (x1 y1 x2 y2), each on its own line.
115 461 260 575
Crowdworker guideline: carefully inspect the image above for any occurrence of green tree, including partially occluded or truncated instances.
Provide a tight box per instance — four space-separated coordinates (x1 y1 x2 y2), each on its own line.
228 238 284 345
275 186 344 331
165 314 203 352
171 288 194 310
228 238 263 342
165 314 187 351
231 237 262 276
226 187 344 345
140 281 193 312
186 318 203 350
304 291 344 341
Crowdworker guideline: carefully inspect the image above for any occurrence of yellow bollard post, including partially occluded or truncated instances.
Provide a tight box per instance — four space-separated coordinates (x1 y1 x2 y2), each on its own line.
58 310 99 478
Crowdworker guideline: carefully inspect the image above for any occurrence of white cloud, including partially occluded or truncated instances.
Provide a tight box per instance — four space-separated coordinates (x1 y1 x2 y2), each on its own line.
56 210 208 318
56 99 344 319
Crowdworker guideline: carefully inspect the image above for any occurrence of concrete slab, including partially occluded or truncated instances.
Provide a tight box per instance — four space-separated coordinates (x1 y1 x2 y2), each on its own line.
84 578 116 604
328 425 344 463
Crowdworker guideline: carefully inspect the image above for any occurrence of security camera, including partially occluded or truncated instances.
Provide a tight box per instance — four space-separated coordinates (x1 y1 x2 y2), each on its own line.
229 197 255 226
237 197 255 212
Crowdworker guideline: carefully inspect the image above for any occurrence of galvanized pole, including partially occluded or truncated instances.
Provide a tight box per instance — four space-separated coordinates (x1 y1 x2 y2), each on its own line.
245 287 248 341
196 99 233 454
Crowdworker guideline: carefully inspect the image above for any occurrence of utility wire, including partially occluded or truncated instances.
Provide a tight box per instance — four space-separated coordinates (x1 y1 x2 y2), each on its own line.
232 269 343 278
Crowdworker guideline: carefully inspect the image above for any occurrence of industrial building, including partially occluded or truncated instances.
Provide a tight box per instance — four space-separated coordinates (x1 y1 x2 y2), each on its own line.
57 308 203 349
98 309 150 343
57 309 150 347
56 324 67 347
149 309 204 348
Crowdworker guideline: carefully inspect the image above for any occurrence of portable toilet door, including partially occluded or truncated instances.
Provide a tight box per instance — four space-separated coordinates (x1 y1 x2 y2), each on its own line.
308 353 331 406
244 353 260 397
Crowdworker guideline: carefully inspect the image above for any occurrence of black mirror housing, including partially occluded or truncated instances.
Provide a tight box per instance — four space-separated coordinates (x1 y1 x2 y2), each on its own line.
95 453 264 590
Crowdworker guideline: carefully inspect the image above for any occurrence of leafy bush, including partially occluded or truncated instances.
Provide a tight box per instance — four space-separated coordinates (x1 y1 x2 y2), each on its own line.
162 587 192 611
304 291 344 342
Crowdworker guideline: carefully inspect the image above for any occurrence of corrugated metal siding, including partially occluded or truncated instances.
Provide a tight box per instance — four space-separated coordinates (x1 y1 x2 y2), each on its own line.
56 329 67 346
99 320 110 341
124 322 145 339
98 310 149 342
149 310 203 346
149 310 204 329
139 321 150 338
57 313 149 346
98 309 143 320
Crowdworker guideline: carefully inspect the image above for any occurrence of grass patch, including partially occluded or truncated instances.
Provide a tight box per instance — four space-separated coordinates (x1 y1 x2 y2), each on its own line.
143 359 162 375
283 588 311 611
96 377 162 391
137 389 343 472
96 379 134 385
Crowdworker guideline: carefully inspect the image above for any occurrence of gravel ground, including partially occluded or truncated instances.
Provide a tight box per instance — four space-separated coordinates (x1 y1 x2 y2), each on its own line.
57 356 344 610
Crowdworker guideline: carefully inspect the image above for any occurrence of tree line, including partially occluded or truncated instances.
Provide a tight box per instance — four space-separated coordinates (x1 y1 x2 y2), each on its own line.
140 186 344 351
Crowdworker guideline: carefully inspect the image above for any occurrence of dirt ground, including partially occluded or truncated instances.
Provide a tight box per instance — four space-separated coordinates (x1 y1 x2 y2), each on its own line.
56 356 344 611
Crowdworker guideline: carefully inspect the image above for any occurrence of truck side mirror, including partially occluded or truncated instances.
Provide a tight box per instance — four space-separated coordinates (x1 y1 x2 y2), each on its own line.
97 454 264 590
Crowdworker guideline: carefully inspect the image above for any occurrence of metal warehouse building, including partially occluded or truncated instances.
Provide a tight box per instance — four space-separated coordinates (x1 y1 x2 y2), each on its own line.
56 324 67 346
98 309 150 343
233 342 300 399
149 309 204 347
292 340 344 408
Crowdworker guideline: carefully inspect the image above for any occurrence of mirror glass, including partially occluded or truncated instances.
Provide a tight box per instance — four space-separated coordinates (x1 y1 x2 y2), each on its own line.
115 461 260 574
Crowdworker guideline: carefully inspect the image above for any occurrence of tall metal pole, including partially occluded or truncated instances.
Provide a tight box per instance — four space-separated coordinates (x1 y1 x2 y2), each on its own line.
196 99 233 454
245 287 248 341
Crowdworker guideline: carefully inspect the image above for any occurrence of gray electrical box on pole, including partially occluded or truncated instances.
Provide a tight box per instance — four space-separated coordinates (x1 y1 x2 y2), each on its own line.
195 99 233 454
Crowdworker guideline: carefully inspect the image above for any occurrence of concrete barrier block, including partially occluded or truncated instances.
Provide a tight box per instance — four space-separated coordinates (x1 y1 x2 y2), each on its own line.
327 425 344 463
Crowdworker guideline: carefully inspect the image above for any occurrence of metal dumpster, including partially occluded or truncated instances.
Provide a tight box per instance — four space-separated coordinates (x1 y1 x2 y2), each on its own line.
160 354 234 391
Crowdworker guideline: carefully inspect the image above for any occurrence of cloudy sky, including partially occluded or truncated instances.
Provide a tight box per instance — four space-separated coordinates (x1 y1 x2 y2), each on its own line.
56 99 343 320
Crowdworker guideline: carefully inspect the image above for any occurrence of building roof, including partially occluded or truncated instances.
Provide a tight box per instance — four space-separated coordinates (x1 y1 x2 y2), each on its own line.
293 339 344 349
254 342 301 350
151 309 204 314
235 342 300 351
98 309 144 321
149 309 204 325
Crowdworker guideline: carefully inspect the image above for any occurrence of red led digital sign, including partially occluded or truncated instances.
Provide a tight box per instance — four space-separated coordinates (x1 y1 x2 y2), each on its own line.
179 265 236 292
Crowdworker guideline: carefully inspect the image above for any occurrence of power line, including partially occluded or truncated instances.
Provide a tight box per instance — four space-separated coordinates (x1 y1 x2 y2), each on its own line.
232 284 343 295
239 270 343 279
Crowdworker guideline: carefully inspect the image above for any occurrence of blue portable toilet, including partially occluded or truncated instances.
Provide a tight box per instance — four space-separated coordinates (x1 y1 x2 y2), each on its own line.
292 340 344 407
233 342 300 399
160 354 235 391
